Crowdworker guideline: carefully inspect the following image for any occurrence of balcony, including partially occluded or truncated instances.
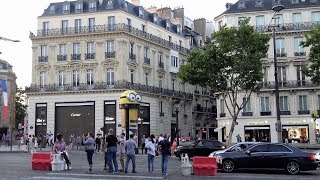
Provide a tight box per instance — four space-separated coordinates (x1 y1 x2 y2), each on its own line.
194 105 204 112
254 21 320 33
276 52 287 57
38 56 48 62
242 112 253 116
260 80 317 89
129 53 136 60
105 52 115 59
144 57 150 65
172 113 176 117
280 111 291 115
85 53 95 60
294 51 306 56
159 62 164 68
89 7 96 12
25 80 194 100
220 113 226 117
159 112 164 116
57 55 67 61
260 111 271 116
298 110 310 115
75 8 82 13
71 54 81 61
31 23 189 54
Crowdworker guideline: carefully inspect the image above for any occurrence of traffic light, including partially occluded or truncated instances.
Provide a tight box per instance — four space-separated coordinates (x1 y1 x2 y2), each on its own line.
202 128 205 133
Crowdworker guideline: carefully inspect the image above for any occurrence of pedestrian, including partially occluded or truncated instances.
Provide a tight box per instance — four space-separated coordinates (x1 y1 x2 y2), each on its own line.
118 133 126 172
141 135 146 154
95 135 101 154
236 134 242 143
46 133 50 146
159 134 164 142
69 134 75 149
49 133 54 146
171 138 177 154
103 135 108 171
2 133 6 147
76 135 82 150
6 133 11 146
158 134 171 176
53 134 72 170
82 132 95 173
105 128 118 173
145 134 156 173
19 135 24 149
125 134 137 173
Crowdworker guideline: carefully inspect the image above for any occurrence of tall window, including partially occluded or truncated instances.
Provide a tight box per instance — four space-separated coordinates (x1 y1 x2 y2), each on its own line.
299 95 308 111
311 11 320 22
107 41 115 53
296 66 306 87
256 15 265 30
89 1 96 11
279 96 289 111
260 97 270 112
108 16 115 30
86 42 94 59
144 47 149 58
75 3 82 12
172 80 175 90
40 45 48 57
58 71 66 86
88 18 95 32
159 78 163 88
130 70 134 84
61 20 68 34
43 22 49 35
262 67 268 83
294 37 304 53
72 70 80 87
87 69 94 85
130 43 134 54
275 38 285 54
127 18 131 26
62 4 70 13
171 56 178 67
274 14 283 25
59 44 66 55
159 101 163 114
106 68 115 85
243 98 251 112
169 36 172 43
142 24 145 32
220 99 225 114
75 19 82 33
292 13 302 25
278 66 287 87
145 74 149 86
40 71 47 88
73 43 80 54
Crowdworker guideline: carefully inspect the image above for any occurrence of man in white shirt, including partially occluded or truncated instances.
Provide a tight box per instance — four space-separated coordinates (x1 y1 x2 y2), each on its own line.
159 134 164 142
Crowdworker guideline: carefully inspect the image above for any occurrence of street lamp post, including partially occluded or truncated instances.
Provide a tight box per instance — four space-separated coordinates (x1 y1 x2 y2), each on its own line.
173 99 180 146
271 5 285 143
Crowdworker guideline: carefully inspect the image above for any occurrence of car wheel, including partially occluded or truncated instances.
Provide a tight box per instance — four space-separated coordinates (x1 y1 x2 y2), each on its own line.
286 161 300 175
222 159 235 173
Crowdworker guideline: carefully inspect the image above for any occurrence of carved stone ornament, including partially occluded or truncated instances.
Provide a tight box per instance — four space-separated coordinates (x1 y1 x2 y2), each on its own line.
157 69 166 78
142 66 152 74
102 59 119 69
35 64 51 71
117 40 127 46
82 61 98 69
170 73 177 81
127 61 138 71
96 41 104 47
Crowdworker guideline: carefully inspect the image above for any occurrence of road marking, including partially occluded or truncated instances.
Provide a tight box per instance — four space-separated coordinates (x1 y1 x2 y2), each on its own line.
47 172 164 179
217 174 317 180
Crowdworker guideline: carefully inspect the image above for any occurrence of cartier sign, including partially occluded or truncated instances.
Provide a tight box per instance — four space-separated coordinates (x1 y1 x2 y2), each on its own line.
105 117 115 121
71 113 81 117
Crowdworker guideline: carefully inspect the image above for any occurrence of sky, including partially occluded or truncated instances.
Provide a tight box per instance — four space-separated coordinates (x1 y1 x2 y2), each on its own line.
0 0 237 88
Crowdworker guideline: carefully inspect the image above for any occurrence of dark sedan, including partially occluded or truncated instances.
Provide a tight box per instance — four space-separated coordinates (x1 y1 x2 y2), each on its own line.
174 139 225 158
216 143 318 175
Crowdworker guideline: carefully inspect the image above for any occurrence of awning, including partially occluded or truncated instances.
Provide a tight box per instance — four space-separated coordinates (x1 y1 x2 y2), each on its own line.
214 126 225 132
245 126 270 130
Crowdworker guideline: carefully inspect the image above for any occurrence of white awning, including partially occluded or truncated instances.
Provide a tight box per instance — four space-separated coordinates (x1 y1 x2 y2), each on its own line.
214 126 225 132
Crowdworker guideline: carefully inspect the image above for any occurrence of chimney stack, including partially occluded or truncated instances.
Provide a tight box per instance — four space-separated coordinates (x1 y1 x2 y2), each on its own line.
131 0 140 6
146 6 157 13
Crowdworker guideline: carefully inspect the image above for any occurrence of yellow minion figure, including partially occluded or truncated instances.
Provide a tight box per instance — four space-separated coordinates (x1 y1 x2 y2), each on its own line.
119 90 142 139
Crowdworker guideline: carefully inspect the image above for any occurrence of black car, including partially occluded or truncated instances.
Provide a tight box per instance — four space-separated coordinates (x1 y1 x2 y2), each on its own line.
216 143 318 175
174 139 225 158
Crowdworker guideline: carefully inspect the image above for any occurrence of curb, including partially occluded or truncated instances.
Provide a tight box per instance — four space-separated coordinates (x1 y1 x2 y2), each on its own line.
0 151 29 153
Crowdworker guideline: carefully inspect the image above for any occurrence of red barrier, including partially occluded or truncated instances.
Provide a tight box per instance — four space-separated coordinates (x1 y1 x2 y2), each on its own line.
193 156 217 176
32 152 52 171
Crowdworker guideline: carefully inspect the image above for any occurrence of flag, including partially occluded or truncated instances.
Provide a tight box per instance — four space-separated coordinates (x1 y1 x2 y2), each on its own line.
1 80 8 121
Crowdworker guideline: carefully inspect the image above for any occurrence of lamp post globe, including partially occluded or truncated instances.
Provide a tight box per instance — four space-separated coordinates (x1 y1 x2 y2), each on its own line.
272 5 284 12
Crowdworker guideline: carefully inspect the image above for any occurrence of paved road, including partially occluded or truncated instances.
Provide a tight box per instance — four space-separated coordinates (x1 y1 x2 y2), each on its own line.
0 150 319 180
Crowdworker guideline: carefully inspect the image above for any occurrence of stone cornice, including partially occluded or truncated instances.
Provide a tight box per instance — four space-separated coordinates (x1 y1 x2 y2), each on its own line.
101 60 119 69
35 64 51 71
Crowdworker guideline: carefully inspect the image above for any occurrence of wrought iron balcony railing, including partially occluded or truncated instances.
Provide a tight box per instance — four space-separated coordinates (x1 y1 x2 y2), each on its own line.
276 52 287 57
57 55 67 61
25 80 194 100
294 51 306 56
105 52 115 58
144 57 150 65
85 53 95 60
71 54 81 61
38 56 48 62
260 80 318 89
129 53 136 61
255 21 320 33
31 23 189 54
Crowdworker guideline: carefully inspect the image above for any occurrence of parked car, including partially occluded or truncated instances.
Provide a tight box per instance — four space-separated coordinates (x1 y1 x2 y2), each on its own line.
208 142 260 157
174 139 225 158
216 143 318 175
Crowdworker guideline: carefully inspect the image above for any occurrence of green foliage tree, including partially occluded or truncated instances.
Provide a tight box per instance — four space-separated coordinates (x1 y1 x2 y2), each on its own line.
301 25 320 84
178 19 270 143
15 87 27 129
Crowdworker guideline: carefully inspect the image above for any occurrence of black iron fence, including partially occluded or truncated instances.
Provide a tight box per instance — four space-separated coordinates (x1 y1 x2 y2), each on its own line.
255 21 320 33
261 80 318 89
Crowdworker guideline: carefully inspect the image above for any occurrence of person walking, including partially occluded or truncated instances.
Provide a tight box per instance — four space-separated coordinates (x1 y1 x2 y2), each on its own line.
125 134 137 173
118 133 126 172
141 135 146 154
76 135 82 150
95 135 101 154
145 134 156 173
82 132 95 174
105 129 118 173
53 134 72 170
158 134 171 176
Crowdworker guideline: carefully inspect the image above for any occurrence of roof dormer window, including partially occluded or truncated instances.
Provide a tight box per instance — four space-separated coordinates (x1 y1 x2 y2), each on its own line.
62 3 70 14
255 0 263 7
49 5 55 14
75 3 83 13
238 1 246 9
166 20 170 30
106 0 114 9
89 1 97 12
177 25 181 34
153 14 157 23
139 7 144 18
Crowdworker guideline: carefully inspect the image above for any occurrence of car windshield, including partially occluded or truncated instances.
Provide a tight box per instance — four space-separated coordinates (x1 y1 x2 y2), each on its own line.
227 143 253 152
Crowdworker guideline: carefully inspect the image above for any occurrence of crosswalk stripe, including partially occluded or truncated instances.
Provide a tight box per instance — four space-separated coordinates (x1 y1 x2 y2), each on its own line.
47 172 164 179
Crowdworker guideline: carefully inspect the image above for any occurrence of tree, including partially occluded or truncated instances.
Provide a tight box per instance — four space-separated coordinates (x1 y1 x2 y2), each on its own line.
15 87 27 129
178 19 270 144
301 25 320 84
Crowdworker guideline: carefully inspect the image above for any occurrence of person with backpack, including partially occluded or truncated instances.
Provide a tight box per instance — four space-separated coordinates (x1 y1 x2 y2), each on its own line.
158 134 171 176
82 132 95 173
145 134 156 173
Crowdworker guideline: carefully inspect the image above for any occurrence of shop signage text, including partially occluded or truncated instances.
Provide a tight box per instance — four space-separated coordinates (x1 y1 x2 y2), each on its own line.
248 121 268 126
71 113 81 117
105 117 115 121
